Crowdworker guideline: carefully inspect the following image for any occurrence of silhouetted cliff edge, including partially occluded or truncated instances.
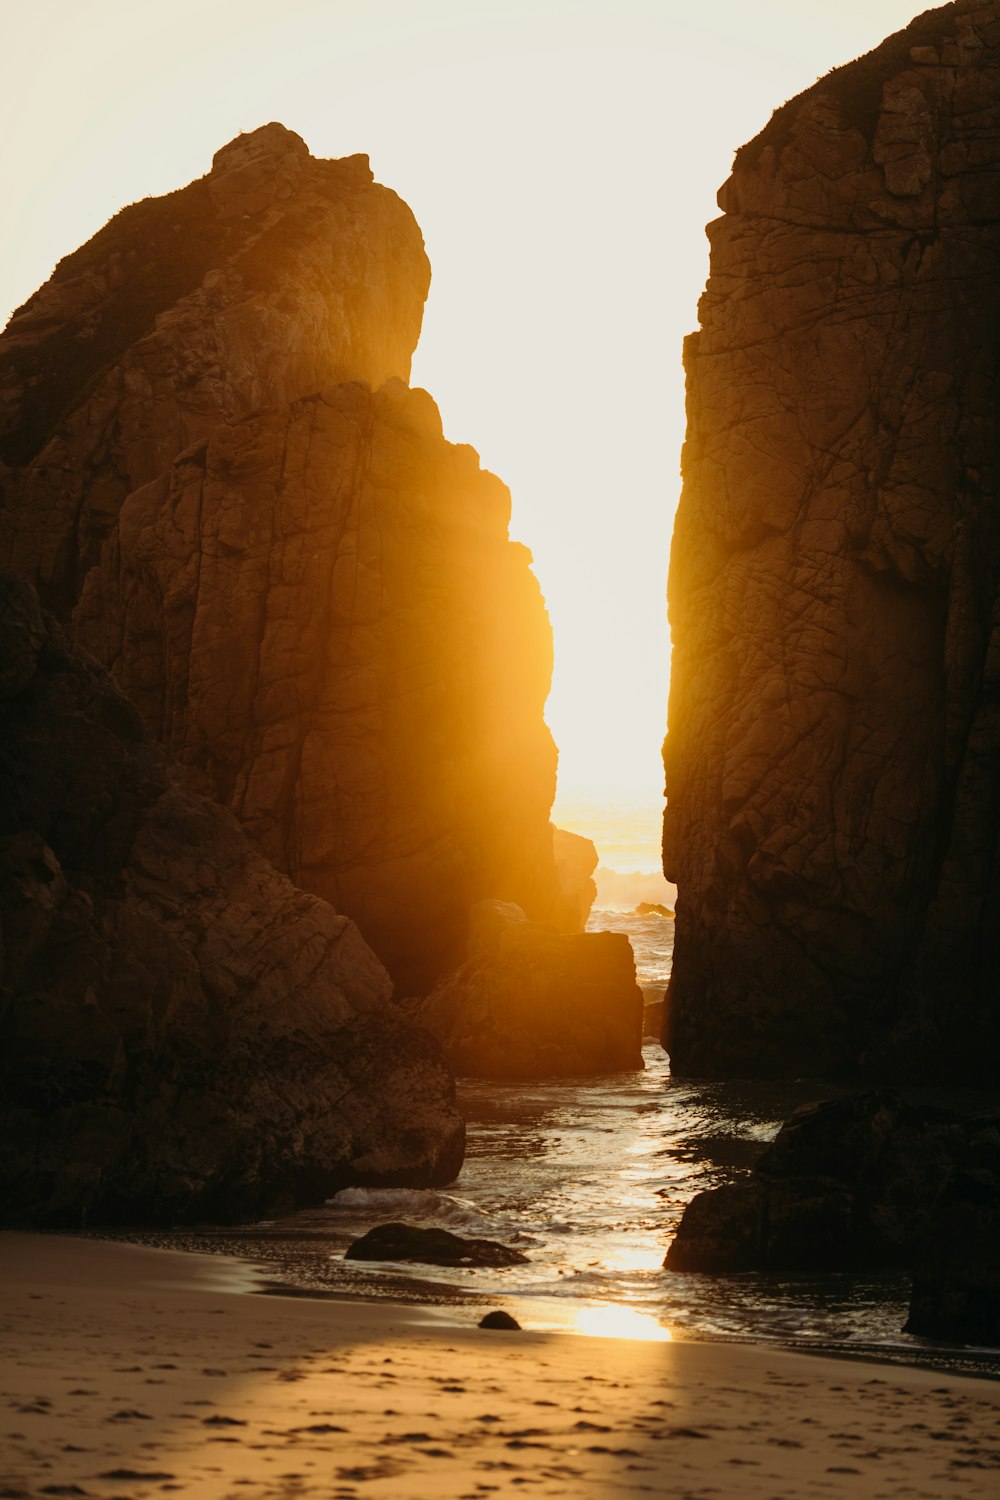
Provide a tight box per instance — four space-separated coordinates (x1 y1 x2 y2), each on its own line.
664 0 1000 1080
1 124 588 997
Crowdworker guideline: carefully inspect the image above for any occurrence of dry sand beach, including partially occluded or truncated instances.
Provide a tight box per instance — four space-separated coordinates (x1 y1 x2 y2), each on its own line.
2 1234 999 1499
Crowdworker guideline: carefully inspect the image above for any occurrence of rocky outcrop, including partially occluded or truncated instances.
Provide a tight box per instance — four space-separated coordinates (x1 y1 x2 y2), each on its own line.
551 827 599 932
666 1092 968 1273
664 1 1000 1079
666 1089 1000 1346
0 125 578 994
72 379 559 993
344 1222 528 1267
0 572 464 1227
0 124 428 613
906 1143 1000 1344
404 899 644 1077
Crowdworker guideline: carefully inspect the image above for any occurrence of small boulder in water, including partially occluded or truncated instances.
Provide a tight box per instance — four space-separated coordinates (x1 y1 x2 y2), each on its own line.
404 899 644 1078
635 902 673 918
478 1309 521 1330
344 1221 528 1267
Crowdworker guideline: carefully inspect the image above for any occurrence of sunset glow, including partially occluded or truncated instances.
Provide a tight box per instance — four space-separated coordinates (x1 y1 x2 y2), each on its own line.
0 0 923 819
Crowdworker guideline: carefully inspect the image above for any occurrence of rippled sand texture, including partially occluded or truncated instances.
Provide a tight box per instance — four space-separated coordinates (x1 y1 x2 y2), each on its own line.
3 1234 1000 1499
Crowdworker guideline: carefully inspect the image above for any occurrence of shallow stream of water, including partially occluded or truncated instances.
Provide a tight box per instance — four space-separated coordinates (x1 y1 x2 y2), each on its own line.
122 909 1000 1376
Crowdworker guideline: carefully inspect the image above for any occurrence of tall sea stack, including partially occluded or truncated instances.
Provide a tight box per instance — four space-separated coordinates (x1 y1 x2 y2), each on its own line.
664 0 1000 1080
1 125 579 996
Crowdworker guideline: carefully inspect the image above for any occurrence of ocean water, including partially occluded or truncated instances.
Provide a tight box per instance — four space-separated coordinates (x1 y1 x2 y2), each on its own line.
127 908 1000 1375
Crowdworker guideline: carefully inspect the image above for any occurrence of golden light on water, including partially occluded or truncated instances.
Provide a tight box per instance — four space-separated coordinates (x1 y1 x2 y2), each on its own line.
0 0 925 809
599 1242 667 1274
570 1303 672 1342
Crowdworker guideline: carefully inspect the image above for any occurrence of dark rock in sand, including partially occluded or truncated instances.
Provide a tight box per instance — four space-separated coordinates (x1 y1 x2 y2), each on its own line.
906 1114 1000 1346
663 0 1000 1080
344 1222 528 1267
0 572 464 1227
404 899 644 1077
666 1092 966 1272
478 1310 522 1330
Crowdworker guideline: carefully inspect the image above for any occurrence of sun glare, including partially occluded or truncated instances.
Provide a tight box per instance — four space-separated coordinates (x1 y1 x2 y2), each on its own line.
570 1303 672 1342
0 0 925 822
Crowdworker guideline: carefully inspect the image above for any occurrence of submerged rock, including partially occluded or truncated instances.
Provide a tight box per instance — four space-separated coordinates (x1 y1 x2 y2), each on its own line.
663 1 1000 1079
344 1222 528 1267
404 899 644 1078
0 573 464 1227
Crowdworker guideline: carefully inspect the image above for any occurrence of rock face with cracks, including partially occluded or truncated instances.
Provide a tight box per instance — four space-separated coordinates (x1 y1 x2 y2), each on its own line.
664 1 1000 1080
73 378 560 994
0 572 464 1227
0 124 582 994
0 124 428 613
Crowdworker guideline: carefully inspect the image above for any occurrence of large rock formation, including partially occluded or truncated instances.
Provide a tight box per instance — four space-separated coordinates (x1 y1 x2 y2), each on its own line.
0 124 428 612
0 572 464 1226
665 1092 967 1272
664 0 1000 1079
404 899 644 1077
665 1088 1000 1347
72 379 559 994
1 124 583 994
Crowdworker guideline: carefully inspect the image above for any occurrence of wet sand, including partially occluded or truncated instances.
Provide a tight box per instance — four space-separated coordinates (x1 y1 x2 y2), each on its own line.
2 1232 998 1498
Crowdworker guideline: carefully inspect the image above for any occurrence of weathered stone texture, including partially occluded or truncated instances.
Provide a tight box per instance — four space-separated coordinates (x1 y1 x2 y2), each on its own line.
664 1 1000 1079
0 123 428 612
73 379 559 994
0 125 579 993
0 573 464 1226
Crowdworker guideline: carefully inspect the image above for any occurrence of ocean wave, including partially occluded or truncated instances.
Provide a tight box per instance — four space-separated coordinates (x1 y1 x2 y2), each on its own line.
325 1186 502 1235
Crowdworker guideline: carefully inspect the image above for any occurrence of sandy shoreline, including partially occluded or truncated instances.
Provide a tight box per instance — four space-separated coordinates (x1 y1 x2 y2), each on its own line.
3 1233 999 1499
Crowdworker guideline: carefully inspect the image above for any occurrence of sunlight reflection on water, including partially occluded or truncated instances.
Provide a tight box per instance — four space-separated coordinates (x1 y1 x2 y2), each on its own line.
569 1303 672 1341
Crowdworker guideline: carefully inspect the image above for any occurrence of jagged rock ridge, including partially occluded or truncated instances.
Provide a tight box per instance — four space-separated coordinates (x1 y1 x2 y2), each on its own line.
1 124 588 994
664 0 1000 1079
0 573 463 1226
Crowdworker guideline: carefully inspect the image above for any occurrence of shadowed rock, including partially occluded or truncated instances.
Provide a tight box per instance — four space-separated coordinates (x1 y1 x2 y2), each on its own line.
906 1115 1000 1345
404 899 644 1077
663 0 1000 1080
0 124 588 995
478 1309 522 1330
344 1222 528 1267
666 1092 966 1272
0 572 464 1227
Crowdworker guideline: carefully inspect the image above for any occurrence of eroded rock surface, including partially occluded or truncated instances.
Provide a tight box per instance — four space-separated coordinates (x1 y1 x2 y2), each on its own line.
0 125 579 993
664 0 1000 1078
405 899 644 1077
73 378 560 994
666 1092 967 1273
0 573 464 1226
0 123 428 612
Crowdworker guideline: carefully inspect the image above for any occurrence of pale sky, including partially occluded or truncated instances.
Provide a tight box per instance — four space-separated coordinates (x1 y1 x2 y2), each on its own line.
0 0 924 815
